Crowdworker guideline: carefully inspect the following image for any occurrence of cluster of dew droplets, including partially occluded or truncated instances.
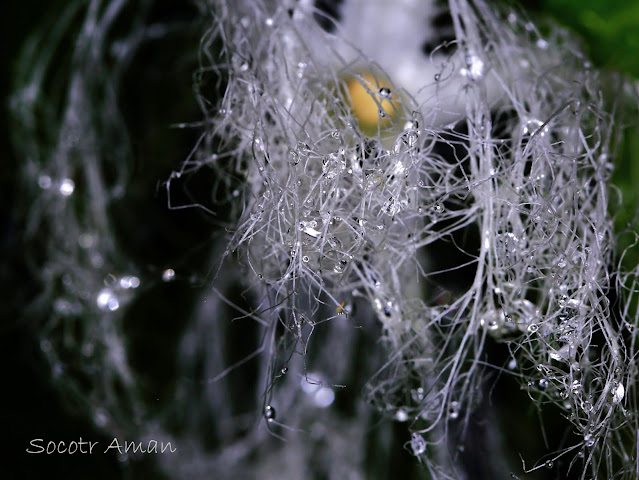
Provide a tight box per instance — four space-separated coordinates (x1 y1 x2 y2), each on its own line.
197 0 638 478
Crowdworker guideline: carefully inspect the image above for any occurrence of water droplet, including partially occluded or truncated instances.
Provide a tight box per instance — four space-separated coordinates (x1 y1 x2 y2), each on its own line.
480 312 500 331
411 387 425 402
584 433 595 447
302 255 309 263
93 409 109 427
162 268 176 282
38 175 52 189
396 408 409 422
545 460 553 469
538 378 549 390
264 405 276 421
78 233 96 248
119 276 140 289
434 73 440 81
581 400 593 414
96 289 119 311
383 197 401 215
570 380 582 395
333 259 348 273
410 433 427 456
448 401 460 419
314 387 335 408
265 17 274 27
281 367 288 375
379 87 391 97
611 382 625 404
460 54 484 80
327 236 342 249
59 178 75 196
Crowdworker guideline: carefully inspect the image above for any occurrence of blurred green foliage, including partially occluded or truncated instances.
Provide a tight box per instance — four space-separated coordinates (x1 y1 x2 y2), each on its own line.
542 0 639 79
537 0 639 269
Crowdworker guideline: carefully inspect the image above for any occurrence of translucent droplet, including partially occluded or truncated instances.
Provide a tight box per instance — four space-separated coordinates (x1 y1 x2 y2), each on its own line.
314 387 335 408
410 433 427 456
460 55 484 80
545 460 553 469
411 387 425 402
96 289 119 311
434 73 440 81
480 313 499 331
53 298 73 315
379 87 391 97
538 378 549 390
383 197 401 215
162 268 176 282
396 408 409 422
611 382 625 404
78 233 96 248
93 408 109 427
265 17 274 27
38 175 52 189
334 259 348 273
302 255 309 263
119 276 140 289
584 433 595 447
448 401 460 420
581 400 593 414
59 178 75 196
264 405 276 421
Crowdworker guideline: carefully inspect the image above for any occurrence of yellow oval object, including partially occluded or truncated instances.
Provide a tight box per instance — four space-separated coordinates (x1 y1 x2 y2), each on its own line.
346 73 398 135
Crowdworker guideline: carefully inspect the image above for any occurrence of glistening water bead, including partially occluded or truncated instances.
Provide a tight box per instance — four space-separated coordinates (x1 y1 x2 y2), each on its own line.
410 433 426 456
264 405 276 421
